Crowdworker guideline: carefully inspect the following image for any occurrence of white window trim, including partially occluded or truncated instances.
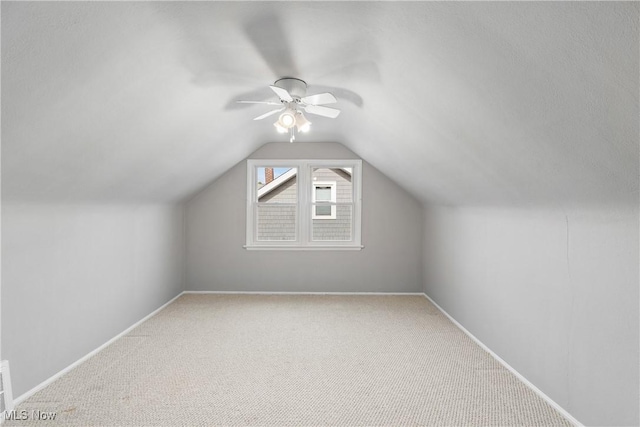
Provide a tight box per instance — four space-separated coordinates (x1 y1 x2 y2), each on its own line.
246 159 363 250
311 181 337 220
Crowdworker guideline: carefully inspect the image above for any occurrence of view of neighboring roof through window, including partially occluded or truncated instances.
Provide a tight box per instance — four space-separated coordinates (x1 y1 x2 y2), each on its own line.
257 167 291 186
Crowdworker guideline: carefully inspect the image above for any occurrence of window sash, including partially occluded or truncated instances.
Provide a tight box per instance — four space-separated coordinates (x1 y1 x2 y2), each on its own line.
315 187 331 201
311 181 337 219
255 167 298 203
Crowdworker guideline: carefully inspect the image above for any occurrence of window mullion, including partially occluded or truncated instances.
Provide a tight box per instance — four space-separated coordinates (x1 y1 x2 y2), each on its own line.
298 161 310 245
247 163 256 246
353 162 362 245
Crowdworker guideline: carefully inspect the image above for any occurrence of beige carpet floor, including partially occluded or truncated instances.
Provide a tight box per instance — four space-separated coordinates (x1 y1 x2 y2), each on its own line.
10 294 571 426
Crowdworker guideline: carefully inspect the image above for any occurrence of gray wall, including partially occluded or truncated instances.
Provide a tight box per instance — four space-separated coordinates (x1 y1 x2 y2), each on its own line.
2 203 185 398
186 142 423 292
423 205 639 426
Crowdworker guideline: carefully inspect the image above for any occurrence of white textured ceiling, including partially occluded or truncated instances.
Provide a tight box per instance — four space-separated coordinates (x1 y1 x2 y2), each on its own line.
2 2 638 206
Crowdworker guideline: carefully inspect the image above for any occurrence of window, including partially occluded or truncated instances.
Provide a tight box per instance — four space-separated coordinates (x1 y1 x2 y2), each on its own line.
312 182 336 219
246 159 362 250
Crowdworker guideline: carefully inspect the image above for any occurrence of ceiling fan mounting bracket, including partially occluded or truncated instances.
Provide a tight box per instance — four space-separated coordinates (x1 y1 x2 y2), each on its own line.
274 77 307 99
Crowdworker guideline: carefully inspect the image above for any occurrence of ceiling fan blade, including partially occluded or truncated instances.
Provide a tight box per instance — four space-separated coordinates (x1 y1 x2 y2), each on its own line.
226 86 279 111
304 105 341 119
253 108 285 121
244 14 299 78
270 85 293 102
301 92 337 106
237 100 282 106
308 85 363 108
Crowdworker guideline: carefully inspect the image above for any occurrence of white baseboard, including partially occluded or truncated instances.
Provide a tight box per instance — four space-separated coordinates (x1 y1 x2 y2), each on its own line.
183 291 425 296
13 291 185 406
422 293 583 427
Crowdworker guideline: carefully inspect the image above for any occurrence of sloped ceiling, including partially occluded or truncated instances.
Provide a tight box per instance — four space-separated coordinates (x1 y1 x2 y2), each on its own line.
2 2 638 206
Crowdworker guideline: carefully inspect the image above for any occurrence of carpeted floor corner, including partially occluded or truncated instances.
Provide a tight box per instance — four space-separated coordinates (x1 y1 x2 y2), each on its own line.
9 294 572 426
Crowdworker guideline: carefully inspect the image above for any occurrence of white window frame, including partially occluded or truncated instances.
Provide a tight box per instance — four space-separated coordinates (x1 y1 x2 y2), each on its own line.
246 159 362 250
311 181 337 220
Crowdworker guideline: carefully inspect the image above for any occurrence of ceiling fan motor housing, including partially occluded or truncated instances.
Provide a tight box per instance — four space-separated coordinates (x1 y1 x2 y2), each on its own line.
274 78 307 101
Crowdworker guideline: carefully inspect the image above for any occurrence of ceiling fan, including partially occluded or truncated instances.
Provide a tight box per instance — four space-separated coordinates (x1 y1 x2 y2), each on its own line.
237 77 340 142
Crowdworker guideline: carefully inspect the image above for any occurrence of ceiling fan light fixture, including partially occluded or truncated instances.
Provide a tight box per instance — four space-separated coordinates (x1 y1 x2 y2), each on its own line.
273 122 288 133
295 112 311 133
277 111 296 129
299 124 311 133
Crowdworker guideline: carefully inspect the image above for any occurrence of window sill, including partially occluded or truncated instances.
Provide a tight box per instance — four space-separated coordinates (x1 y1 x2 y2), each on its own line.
244 245 364 251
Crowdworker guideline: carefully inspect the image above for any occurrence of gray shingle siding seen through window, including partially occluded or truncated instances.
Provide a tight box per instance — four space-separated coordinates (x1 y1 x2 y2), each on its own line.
257 168 353 241
256 204 296 241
